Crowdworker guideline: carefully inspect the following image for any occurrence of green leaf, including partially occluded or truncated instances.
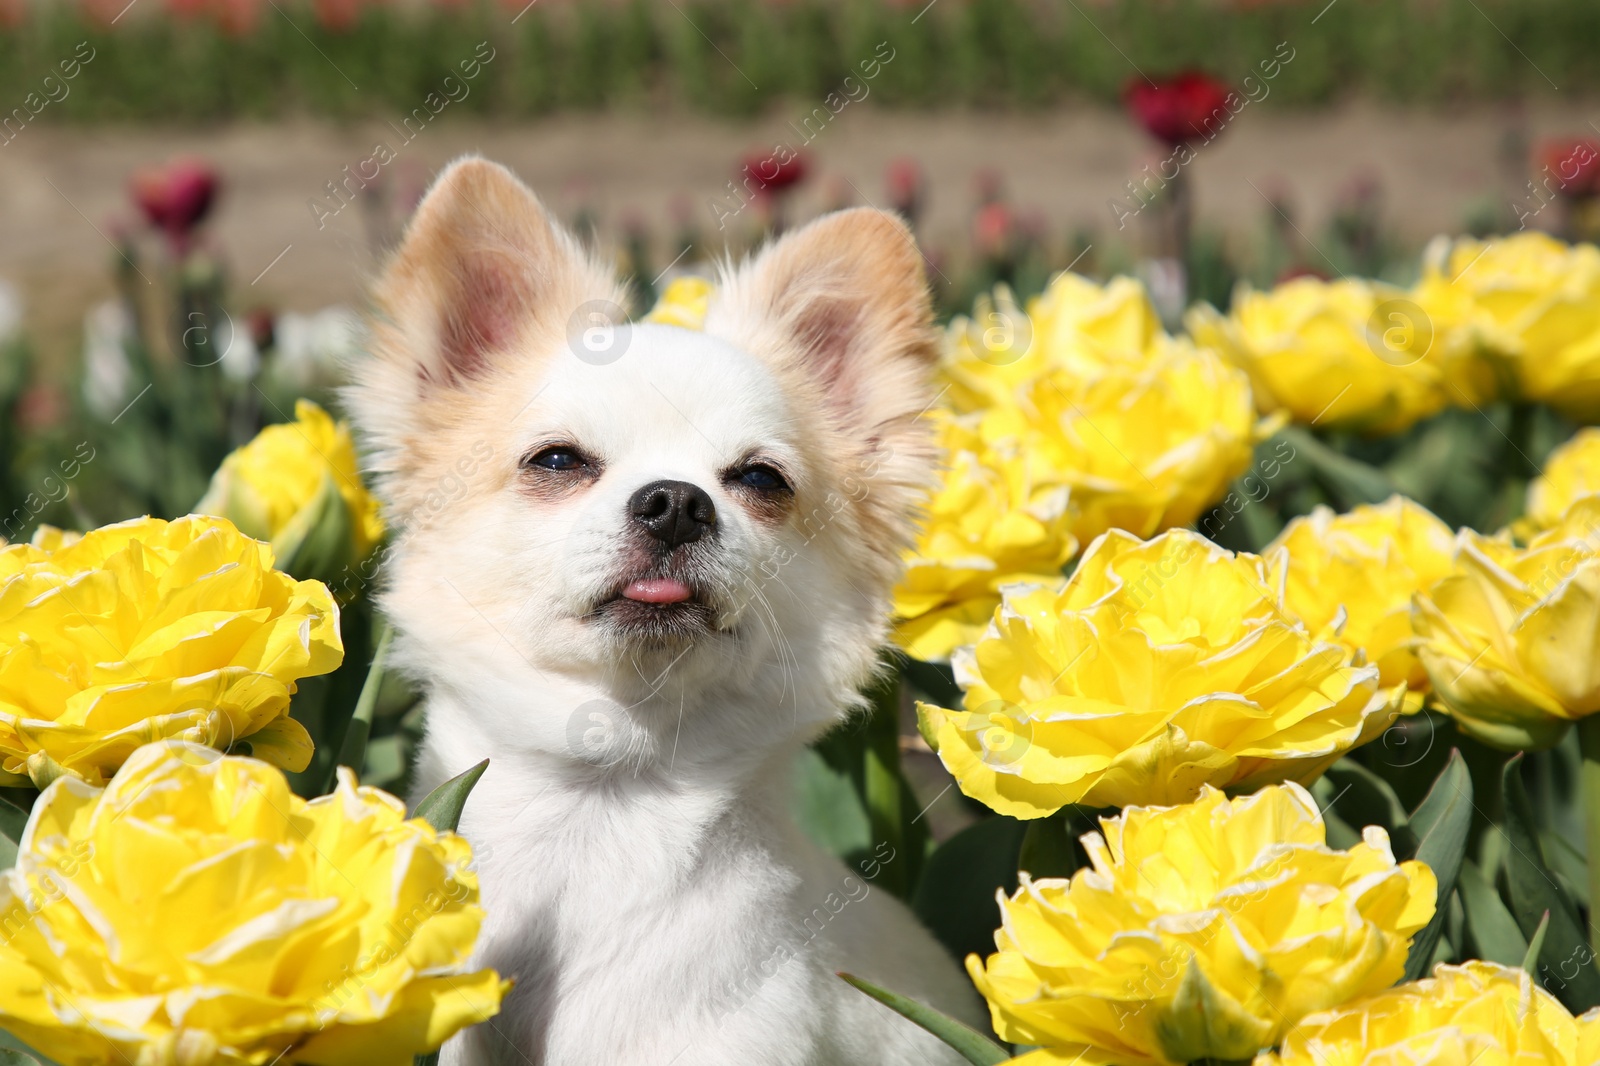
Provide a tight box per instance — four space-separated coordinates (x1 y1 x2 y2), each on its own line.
1541 831 1591 910
837 973 1007 1066
1409 749 1469 844
1524 910 1552 976
1325 810 1363 851
1276 426 1396 508
793 747 871 860
1233 481 1284 551
1018 811 1081 880
361 735 408 789
412 1053 438 1066
272 471 355 585
0 1029 52 1065
1458 858 1528 966
901 657 963 707
0 792 28 869
1501 754 1600 1011
863 667 921 899
1323 758 1413 850
412 760 489 833
328 622 395 792
0 793 28 845
1403 750 1473 982
912 816 1028 966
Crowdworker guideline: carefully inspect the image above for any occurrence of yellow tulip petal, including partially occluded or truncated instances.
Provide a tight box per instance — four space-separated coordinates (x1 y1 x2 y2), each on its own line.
1259 960 1600 1066
0 741 505 1065
924 529 1388 815
0 516 344 787
971 785 1436 1066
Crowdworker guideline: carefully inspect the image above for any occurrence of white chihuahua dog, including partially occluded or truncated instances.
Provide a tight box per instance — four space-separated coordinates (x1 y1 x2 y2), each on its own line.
349 157 981 1065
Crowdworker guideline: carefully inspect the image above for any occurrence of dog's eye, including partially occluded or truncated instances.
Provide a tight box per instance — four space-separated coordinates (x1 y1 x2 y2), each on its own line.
527 446 586 472
734 464 790 493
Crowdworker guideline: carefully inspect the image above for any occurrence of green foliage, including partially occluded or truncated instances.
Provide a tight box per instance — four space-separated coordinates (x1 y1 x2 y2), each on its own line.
413 759 490 833
1401 751 1473 981
0 0 1592 123
1311 737 1600 1007
911 815 1026 965
838 973 1009 1065
808 664 930 900
794 747 873 859
0 1045 45 1066
0 1030 52 1066
329 622 395 792
1017 809 1082 880
1500 755 1600 1011
0 792 26 869
1458 857 1528 965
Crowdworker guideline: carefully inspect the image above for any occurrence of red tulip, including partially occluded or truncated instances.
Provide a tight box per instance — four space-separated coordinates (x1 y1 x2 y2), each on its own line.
78 0 130 26
0 0 26 28
886 157 922 202
1276 265 1330 284
243 307 276 352
741 151 808 195
886 157 924 226
1540 138 1600 198
973 202 1014 259
212 0 262 36
16 384 65 434
1125 72 1233 147
311 0 361 31
131 158 219 255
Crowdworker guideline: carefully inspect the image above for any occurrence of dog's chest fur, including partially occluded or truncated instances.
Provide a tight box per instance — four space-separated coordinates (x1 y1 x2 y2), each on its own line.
417 695 979 1066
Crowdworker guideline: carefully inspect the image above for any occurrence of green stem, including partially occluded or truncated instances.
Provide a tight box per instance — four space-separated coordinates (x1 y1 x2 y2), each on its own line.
864 664 906 899
1578 714 1600 954
327 622 394 792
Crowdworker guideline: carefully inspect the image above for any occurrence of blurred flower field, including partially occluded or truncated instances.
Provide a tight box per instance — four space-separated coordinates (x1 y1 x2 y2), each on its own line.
11 11 1600 1061
3 0 1600 119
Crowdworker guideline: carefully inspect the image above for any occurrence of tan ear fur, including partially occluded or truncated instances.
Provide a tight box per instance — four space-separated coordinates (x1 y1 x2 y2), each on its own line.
702 208 940 587
350 155 624 513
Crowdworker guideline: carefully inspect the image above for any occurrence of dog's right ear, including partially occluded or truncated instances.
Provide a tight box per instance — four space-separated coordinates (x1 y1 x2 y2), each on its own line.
351 156 620 484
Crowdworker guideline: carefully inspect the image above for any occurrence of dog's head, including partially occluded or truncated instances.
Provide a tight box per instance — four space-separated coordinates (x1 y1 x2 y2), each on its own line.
349 157 937 768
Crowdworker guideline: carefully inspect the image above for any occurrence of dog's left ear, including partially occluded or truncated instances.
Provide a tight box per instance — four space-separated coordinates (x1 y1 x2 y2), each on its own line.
704 208 938 460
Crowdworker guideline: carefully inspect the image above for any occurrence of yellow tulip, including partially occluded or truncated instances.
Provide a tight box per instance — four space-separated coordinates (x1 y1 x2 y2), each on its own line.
1416 232 1600 419
970 783 1437 1066
1030 271 1164 368
939 275 1163 413
1187 276 1447 435
0 515 343 788
642 275 713 330
197 399 385 567
918 529 1403 818
656 272 1261 559
1414 501 1600 750
1521 427 1600 538
1266 496 1454 695
0 740 508 1066
979 338 1267 548
893 414 1078 663
1256 960 1600 1066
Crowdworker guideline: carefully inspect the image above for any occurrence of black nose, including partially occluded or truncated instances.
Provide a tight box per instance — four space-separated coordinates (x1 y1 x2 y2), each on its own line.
628 480 717 547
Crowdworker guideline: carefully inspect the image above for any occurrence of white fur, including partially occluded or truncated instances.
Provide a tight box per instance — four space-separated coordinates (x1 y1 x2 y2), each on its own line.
365 310 982 1064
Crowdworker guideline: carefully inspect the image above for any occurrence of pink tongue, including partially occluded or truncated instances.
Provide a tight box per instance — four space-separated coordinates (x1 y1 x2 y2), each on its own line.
623 577 692 604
